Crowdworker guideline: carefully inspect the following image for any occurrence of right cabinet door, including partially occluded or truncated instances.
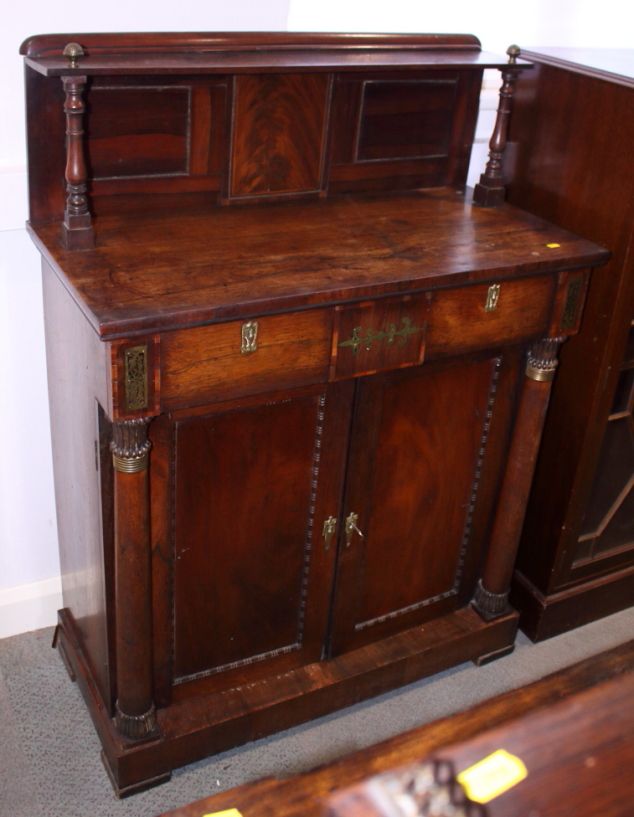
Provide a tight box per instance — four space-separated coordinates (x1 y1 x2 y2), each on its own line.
328 353 509 656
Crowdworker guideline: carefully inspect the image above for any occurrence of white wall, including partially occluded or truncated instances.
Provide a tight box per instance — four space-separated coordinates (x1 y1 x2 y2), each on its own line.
1 0 633 635
289 0 634 52
0 1 291 636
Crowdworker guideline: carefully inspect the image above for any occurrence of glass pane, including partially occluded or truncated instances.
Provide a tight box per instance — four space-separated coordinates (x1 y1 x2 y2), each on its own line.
611 368 634 415
623 323 634 367
594 484 634 556
580 418 634 537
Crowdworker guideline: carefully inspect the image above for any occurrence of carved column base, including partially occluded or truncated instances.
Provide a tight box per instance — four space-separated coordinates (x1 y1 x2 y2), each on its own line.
472 579 511 621
115 701 157 740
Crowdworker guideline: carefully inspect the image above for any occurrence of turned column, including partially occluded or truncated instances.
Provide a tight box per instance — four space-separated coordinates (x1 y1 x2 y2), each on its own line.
473 45 522 208
111 418 157 739
61 44 94 250
473 337 565 619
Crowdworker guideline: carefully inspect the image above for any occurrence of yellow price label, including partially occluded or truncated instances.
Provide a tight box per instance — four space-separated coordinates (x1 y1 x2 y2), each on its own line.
456 749 527 804
546 243 561 248
203 810 243 817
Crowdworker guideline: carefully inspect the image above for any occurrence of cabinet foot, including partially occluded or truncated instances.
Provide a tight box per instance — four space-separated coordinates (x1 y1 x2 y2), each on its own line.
100 751 171 799
473 644 515 666
52 625 77 682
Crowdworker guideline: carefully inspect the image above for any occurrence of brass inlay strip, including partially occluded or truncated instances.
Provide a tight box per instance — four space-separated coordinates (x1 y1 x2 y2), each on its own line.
338 317 422 356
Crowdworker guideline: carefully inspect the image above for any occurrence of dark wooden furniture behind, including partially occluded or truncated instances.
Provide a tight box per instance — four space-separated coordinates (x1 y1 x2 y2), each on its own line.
158 640 634 817
21 33 608 795
507 49 634 640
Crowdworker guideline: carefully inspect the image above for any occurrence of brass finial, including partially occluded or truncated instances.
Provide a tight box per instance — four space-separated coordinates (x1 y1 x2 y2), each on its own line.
506 44 520 65
63 43 84 68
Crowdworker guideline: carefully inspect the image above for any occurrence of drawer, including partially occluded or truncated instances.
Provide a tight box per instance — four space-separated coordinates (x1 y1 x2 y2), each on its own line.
330 294 431 380
161 308 333 410
426 275 556 357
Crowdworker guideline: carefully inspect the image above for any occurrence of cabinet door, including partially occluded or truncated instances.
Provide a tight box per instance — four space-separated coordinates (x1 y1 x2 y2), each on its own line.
329 355 502 656
156 382 352 700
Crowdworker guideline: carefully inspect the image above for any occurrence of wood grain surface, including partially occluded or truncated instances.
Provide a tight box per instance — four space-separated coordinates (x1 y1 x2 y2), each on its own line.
329 357 498 655
29 188 609 338
231 74 329 197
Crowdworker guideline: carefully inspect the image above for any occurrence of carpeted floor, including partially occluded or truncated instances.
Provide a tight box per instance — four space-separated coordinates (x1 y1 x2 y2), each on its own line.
1 607 634 817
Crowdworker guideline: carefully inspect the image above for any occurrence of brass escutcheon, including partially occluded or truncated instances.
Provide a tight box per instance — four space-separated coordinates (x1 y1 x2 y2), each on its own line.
241 321 258 354
345 512 364 547
322 517 337 551
485 284 501 313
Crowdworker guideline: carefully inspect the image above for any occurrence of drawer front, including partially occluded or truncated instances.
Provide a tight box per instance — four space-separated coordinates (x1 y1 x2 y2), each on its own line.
161 308 333 409
331 294 431 380
426 275 555 357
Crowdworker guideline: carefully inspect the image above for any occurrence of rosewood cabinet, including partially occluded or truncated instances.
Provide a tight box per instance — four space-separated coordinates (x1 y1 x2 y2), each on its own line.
507 49 634 640
20 33 609 795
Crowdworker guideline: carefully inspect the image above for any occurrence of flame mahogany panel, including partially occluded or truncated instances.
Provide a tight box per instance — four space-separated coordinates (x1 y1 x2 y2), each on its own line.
230 73 330 198
329 355 500 656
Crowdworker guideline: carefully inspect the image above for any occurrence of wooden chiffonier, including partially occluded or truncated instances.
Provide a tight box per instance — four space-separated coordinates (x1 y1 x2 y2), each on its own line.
506 49 634 640
20 33 608 795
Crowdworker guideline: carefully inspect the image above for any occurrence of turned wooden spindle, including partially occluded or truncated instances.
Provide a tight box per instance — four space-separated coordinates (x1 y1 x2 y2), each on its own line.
111 418 157 739
472 44 522 208
473 337 565 619
61 60 94 250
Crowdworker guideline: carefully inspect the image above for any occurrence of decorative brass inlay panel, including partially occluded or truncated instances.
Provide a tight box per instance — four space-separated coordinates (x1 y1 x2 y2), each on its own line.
561 276 584 331
338 317 422 356
322 516 337 551
484 283 501 312
124 345 148 411
241 321 258 354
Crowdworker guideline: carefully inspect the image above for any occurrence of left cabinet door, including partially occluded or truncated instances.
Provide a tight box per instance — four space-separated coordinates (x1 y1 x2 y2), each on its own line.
150 382 353 702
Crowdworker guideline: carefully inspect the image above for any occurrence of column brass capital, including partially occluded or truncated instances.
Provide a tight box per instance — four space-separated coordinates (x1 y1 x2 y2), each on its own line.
526 336 566 382
111 417 152 473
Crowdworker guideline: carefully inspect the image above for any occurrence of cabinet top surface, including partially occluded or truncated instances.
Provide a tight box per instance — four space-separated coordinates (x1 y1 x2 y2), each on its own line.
21 32 530 75
520 47 634 86
31 187 609 339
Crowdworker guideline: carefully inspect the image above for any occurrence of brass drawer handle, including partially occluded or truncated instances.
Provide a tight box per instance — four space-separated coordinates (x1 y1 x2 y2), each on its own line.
338 317 422 356
345 512 364 547
241 321 258 353
322 516 337 551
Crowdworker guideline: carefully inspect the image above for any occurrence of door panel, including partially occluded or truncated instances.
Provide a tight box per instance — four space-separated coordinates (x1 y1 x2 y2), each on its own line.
329 356 500 655
169 383 352 691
